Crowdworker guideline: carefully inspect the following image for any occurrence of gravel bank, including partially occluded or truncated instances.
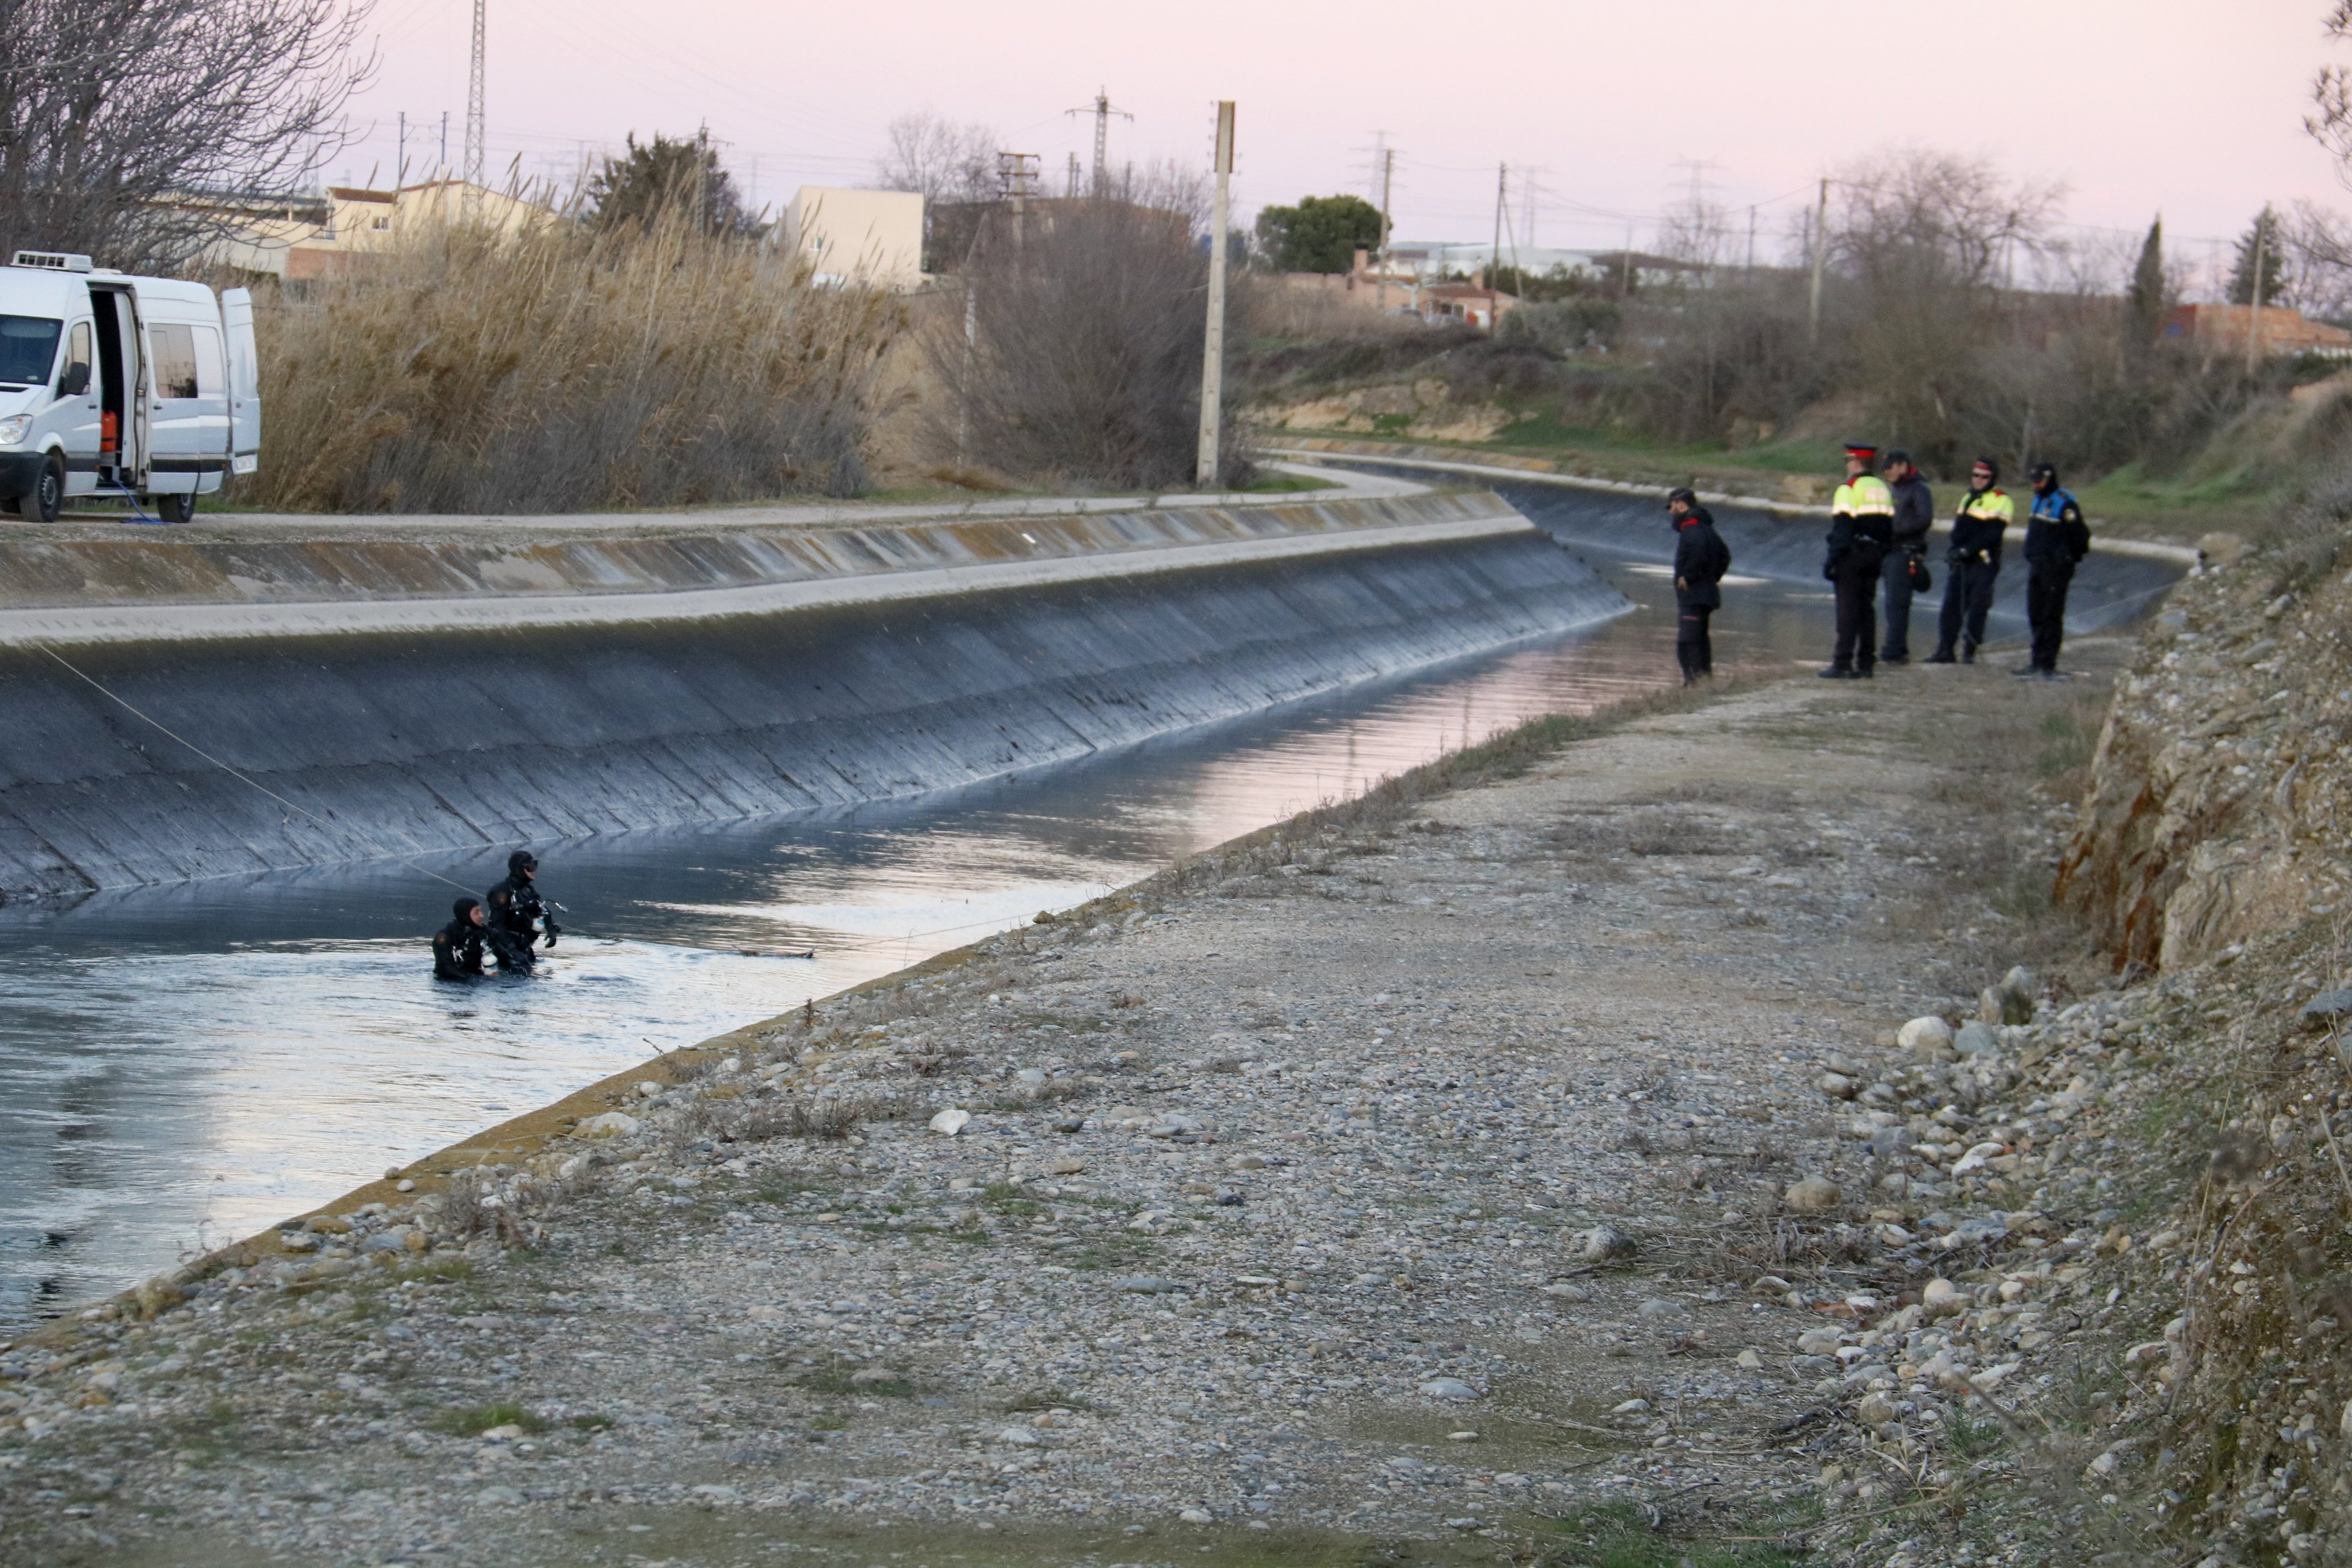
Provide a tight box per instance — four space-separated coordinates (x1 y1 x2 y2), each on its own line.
0 647 2184 1567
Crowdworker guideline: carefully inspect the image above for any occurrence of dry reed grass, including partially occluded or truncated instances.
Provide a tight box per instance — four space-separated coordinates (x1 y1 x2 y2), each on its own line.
247 200 904 513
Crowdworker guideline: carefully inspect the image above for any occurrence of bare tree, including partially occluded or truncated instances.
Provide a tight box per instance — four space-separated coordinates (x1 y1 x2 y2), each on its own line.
871 111 998 207
0 0 374 270
2311 2 2352 178
927 168 1247 491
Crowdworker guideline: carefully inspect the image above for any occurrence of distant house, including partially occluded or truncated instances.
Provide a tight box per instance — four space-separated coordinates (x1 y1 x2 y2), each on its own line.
780 187 923 291
2163 303 2352 357
1420 280 1520 330
184 179 551 280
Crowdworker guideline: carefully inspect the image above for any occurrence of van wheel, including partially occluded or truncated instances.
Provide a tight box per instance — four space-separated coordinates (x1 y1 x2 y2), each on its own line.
32 455 64 523
153 491 194 524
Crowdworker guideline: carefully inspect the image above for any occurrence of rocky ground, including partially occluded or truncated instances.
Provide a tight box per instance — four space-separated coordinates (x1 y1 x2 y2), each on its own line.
0 629 2284 1568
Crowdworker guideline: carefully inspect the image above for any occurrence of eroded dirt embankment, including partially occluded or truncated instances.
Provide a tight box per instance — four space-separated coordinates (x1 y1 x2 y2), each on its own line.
2059 542 2352 971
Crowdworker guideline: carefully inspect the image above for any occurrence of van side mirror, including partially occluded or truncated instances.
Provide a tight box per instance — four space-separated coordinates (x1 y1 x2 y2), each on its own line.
57 362 89 398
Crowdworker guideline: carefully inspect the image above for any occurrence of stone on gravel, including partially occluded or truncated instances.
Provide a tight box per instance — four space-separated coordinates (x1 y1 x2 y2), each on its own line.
1573 1224 1636 1261
2302 989 2352 1028
578 1112 640 1137
927 1108 971 1136
1419 1377 1480 1400
1784 1175 1841 1212
1114 1276 1183 1294
1898 1016 1957 1058
1178 1507 1213 1525
477 1485 523 1506
1953 1022 2002 1058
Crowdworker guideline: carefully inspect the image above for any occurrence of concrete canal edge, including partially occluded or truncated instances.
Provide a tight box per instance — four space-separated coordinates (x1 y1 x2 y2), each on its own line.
0 489 1633 897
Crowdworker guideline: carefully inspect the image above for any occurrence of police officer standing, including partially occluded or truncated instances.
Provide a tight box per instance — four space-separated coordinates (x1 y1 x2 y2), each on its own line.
486 850 560 972
1667 487 1732 685
2018 462 2090 679
1926 457 2013 665
1877 450 1934 665
432 896 489 981
1821 443 1894 679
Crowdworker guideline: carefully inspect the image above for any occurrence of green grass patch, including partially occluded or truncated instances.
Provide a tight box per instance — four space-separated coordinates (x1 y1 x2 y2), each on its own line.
432 1402 548 1438
1244 471 1342 493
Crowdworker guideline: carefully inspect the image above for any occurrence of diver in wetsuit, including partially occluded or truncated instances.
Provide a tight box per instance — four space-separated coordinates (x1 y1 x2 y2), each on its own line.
432 897 489 981
486 850 559 971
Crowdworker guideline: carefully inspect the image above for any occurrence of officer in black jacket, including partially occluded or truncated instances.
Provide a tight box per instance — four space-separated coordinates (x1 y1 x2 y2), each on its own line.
1667 487 1731 684
486 850 559 971
433 897 489 982
2017 462 2091 679
1926 457 2014 665
1877 450 1934 665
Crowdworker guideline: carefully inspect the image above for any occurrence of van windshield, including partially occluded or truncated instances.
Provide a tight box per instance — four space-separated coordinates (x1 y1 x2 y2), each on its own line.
0 314 62 389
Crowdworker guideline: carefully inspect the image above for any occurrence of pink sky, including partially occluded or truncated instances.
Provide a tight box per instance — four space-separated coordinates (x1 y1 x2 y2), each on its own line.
346 0 2346 287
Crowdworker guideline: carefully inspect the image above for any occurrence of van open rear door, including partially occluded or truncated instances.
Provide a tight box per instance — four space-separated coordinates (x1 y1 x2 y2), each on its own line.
221 287 259 475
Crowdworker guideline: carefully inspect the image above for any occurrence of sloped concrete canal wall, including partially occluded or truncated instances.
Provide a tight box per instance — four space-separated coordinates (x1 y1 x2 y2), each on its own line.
0 493 1627 897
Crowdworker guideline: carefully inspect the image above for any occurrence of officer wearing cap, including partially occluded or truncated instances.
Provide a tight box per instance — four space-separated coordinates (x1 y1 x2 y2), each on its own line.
1926 457 2013 665
1821 443 1894 679
1878 450 1934 665
1667 486 1731 685
2018 461 2090 679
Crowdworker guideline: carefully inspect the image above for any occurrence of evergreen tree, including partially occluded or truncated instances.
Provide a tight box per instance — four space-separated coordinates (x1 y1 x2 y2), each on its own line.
1253 195 1384 274
2128 217 2165 325
2125 216 2165 370
2228 206 2287 307
586 130 748 236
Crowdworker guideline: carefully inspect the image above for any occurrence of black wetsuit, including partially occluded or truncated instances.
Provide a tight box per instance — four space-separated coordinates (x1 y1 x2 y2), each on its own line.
433 917 487 981
486 872 554 970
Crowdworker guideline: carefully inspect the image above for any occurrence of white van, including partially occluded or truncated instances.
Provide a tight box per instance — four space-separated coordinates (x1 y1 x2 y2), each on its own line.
0 251 259 523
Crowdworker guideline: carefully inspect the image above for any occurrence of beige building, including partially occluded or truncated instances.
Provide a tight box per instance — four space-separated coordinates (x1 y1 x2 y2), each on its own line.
189 179 552 280
781 187 923 291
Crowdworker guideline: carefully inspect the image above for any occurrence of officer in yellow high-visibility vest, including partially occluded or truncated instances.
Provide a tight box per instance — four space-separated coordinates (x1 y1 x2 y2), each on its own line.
1926 456 2016 665
1821 442 1895 678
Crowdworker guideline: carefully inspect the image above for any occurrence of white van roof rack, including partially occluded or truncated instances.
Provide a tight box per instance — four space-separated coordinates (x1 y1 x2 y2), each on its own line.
10 251 94 273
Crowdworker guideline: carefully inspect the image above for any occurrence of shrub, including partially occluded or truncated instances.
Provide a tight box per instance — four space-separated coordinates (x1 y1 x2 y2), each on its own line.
247 195 902 512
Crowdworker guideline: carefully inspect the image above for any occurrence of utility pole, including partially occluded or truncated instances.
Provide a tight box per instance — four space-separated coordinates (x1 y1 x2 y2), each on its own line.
397 112 407 187
1066 153 1081 198
439 112 449 176
464 0 486 188
1488 161 1506 329
997 153 1038 244
1744 204 1756 285
2247 210 2268 375
1196 101 1235 488
1065 87 1133 194
1807 177 1829 344
1376 146 1395 312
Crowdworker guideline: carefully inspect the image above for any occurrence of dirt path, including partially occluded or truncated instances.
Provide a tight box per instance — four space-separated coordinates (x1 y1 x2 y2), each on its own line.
0 645 2138 1568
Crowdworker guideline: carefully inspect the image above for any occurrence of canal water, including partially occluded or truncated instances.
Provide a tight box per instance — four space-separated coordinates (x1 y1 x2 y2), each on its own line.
0 505 2169 1329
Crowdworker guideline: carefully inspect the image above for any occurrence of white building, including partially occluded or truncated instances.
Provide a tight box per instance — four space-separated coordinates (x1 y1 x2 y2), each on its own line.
780 187 923 291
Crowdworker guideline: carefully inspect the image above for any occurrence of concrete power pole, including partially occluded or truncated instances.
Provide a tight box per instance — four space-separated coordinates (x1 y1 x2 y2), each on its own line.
1488 162 1506 330
1195 101 1235 489
1376 147 1395 312
464 0 486 188
1807 177 1828 345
